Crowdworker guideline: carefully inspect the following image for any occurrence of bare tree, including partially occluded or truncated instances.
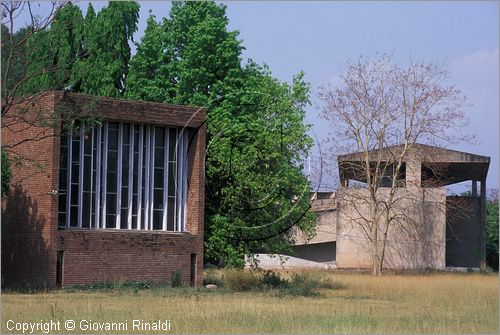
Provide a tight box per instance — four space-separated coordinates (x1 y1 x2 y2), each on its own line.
318 54 471 275
1 1 71 191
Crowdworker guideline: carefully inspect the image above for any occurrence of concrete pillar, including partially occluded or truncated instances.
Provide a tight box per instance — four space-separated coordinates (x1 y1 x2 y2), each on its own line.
472 180 478 196
341 179 349 188
480 179 486 268
406 157 422 188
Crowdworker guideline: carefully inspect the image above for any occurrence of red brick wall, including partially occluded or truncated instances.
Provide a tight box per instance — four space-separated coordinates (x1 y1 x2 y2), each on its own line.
2 91 206 288
56 230 203 286
2 92 59 288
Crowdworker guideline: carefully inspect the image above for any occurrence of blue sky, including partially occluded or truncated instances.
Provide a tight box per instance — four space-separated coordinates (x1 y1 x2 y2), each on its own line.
19 1 500 193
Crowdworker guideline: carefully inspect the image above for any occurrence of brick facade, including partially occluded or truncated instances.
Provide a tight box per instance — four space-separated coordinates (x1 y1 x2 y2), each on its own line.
1 91 206 288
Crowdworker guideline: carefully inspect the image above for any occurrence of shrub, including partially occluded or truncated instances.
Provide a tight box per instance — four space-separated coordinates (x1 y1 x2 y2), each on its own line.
171 270 182 288
224 269 258 291
283 274 320 297
259 270 289 289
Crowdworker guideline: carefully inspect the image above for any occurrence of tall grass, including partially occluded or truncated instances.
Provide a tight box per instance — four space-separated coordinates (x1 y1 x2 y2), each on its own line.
2 271 498 334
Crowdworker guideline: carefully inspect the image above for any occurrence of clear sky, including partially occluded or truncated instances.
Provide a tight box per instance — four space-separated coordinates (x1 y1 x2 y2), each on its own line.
19 1 500 193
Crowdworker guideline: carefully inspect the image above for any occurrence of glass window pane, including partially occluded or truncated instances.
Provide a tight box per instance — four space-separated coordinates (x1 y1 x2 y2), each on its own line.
168 162 176 197
154 168 163 189
84 132 92 155
154 148 164 167
167 197 175 231
71 139 80 161
58 194 66 212
123 124 130 145
122 168 129 185
59 169 67 191
83 157 91 192
82 193 90 228
155 127 164 146
120 209 128 229
70 208 78 227
107 194 116 214
121 189 129 207
71 185 79 205
108 151 118 171
108 131 118 150
106 214 116 227
58 213 66 227
71 163 79 181
153 211 162 230
122 146 130 167
154 189 163 209
169 130 177 161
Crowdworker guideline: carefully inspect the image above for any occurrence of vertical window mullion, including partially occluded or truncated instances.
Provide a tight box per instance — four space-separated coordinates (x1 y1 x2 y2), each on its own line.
128 126 134 229
95 126 102 228
180 131 187 231
162 129 169 231
65 132 72 228
102 122 108 229
176 131 184 232
150 127 155 230
137 124 144 230
89 127 94 228
174 130 178 231
78 126 85 228
144 126 150 230
116 123 123 229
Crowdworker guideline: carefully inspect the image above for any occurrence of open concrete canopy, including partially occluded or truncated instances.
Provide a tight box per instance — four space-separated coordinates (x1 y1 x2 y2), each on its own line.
279 143 490 271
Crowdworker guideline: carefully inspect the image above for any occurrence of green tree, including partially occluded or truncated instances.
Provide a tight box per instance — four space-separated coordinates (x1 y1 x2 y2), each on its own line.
205 64 315 267
73 2 139 97
166 1 243 107
1 24 31 99
125 14 174 102
17 3 84 96
126 1 243 106
126 1 315 267
486 197 499 270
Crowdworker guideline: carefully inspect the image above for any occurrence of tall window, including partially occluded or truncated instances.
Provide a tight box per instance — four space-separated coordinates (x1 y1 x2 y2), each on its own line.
58 121 188 231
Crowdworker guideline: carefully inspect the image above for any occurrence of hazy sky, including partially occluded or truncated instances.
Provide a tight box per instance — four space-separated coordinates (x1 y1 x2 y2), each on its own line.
18 1 500 192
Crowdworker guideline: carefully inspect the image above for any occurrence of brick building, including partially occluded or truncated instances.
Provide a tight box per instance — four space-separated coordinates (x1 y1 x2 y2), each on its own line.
1 91 206 288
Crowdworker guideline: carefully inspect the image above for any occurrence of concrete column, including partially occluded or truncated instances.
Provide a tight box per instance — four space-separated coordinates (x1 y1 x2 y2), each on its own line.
406 157 422 188
340 179 349 188
480 179 486 268
472 180 478 196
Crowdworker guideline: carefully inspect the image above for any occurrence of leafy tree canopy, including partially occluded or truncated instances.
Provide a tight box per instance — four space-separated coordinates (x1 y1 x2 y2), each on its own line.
73 1 139 97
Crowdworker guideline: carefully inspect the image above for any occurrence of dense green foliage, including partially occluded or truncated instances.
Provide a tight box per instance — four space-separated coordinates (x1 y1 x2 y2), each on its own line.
15 3 84 95
73 2 139 96
4 2 139 97
125 1 315 267
486 199 499 270
3 1 315 267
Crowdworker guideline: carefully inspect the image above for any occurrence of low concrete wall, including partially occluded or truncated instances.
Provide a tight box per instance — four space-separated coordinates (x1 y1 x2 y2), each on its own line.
245 254 335 269
335 187 446 269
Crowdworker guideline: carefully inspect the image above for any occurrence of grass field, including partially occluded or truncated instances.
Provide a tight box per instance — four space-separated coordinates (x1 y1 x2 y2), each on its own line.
2 270 498 334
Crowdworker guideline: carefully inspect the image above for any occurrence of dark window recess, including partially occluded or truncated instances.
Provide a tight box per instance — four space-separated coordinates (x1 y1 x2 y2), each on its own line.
58 122 187 231
190 254 197 287
56 250 64 287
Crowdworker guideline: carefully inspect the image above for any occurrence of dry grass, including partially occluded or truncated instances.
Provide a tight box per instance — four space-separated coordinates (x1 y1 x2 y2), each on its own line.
1 271 498 334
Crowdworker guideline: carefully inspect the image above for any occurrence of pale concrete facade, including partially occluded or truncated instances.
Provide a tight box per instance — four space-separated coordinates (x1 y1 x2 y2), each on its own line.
335 187 446 269
288 144 490 270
